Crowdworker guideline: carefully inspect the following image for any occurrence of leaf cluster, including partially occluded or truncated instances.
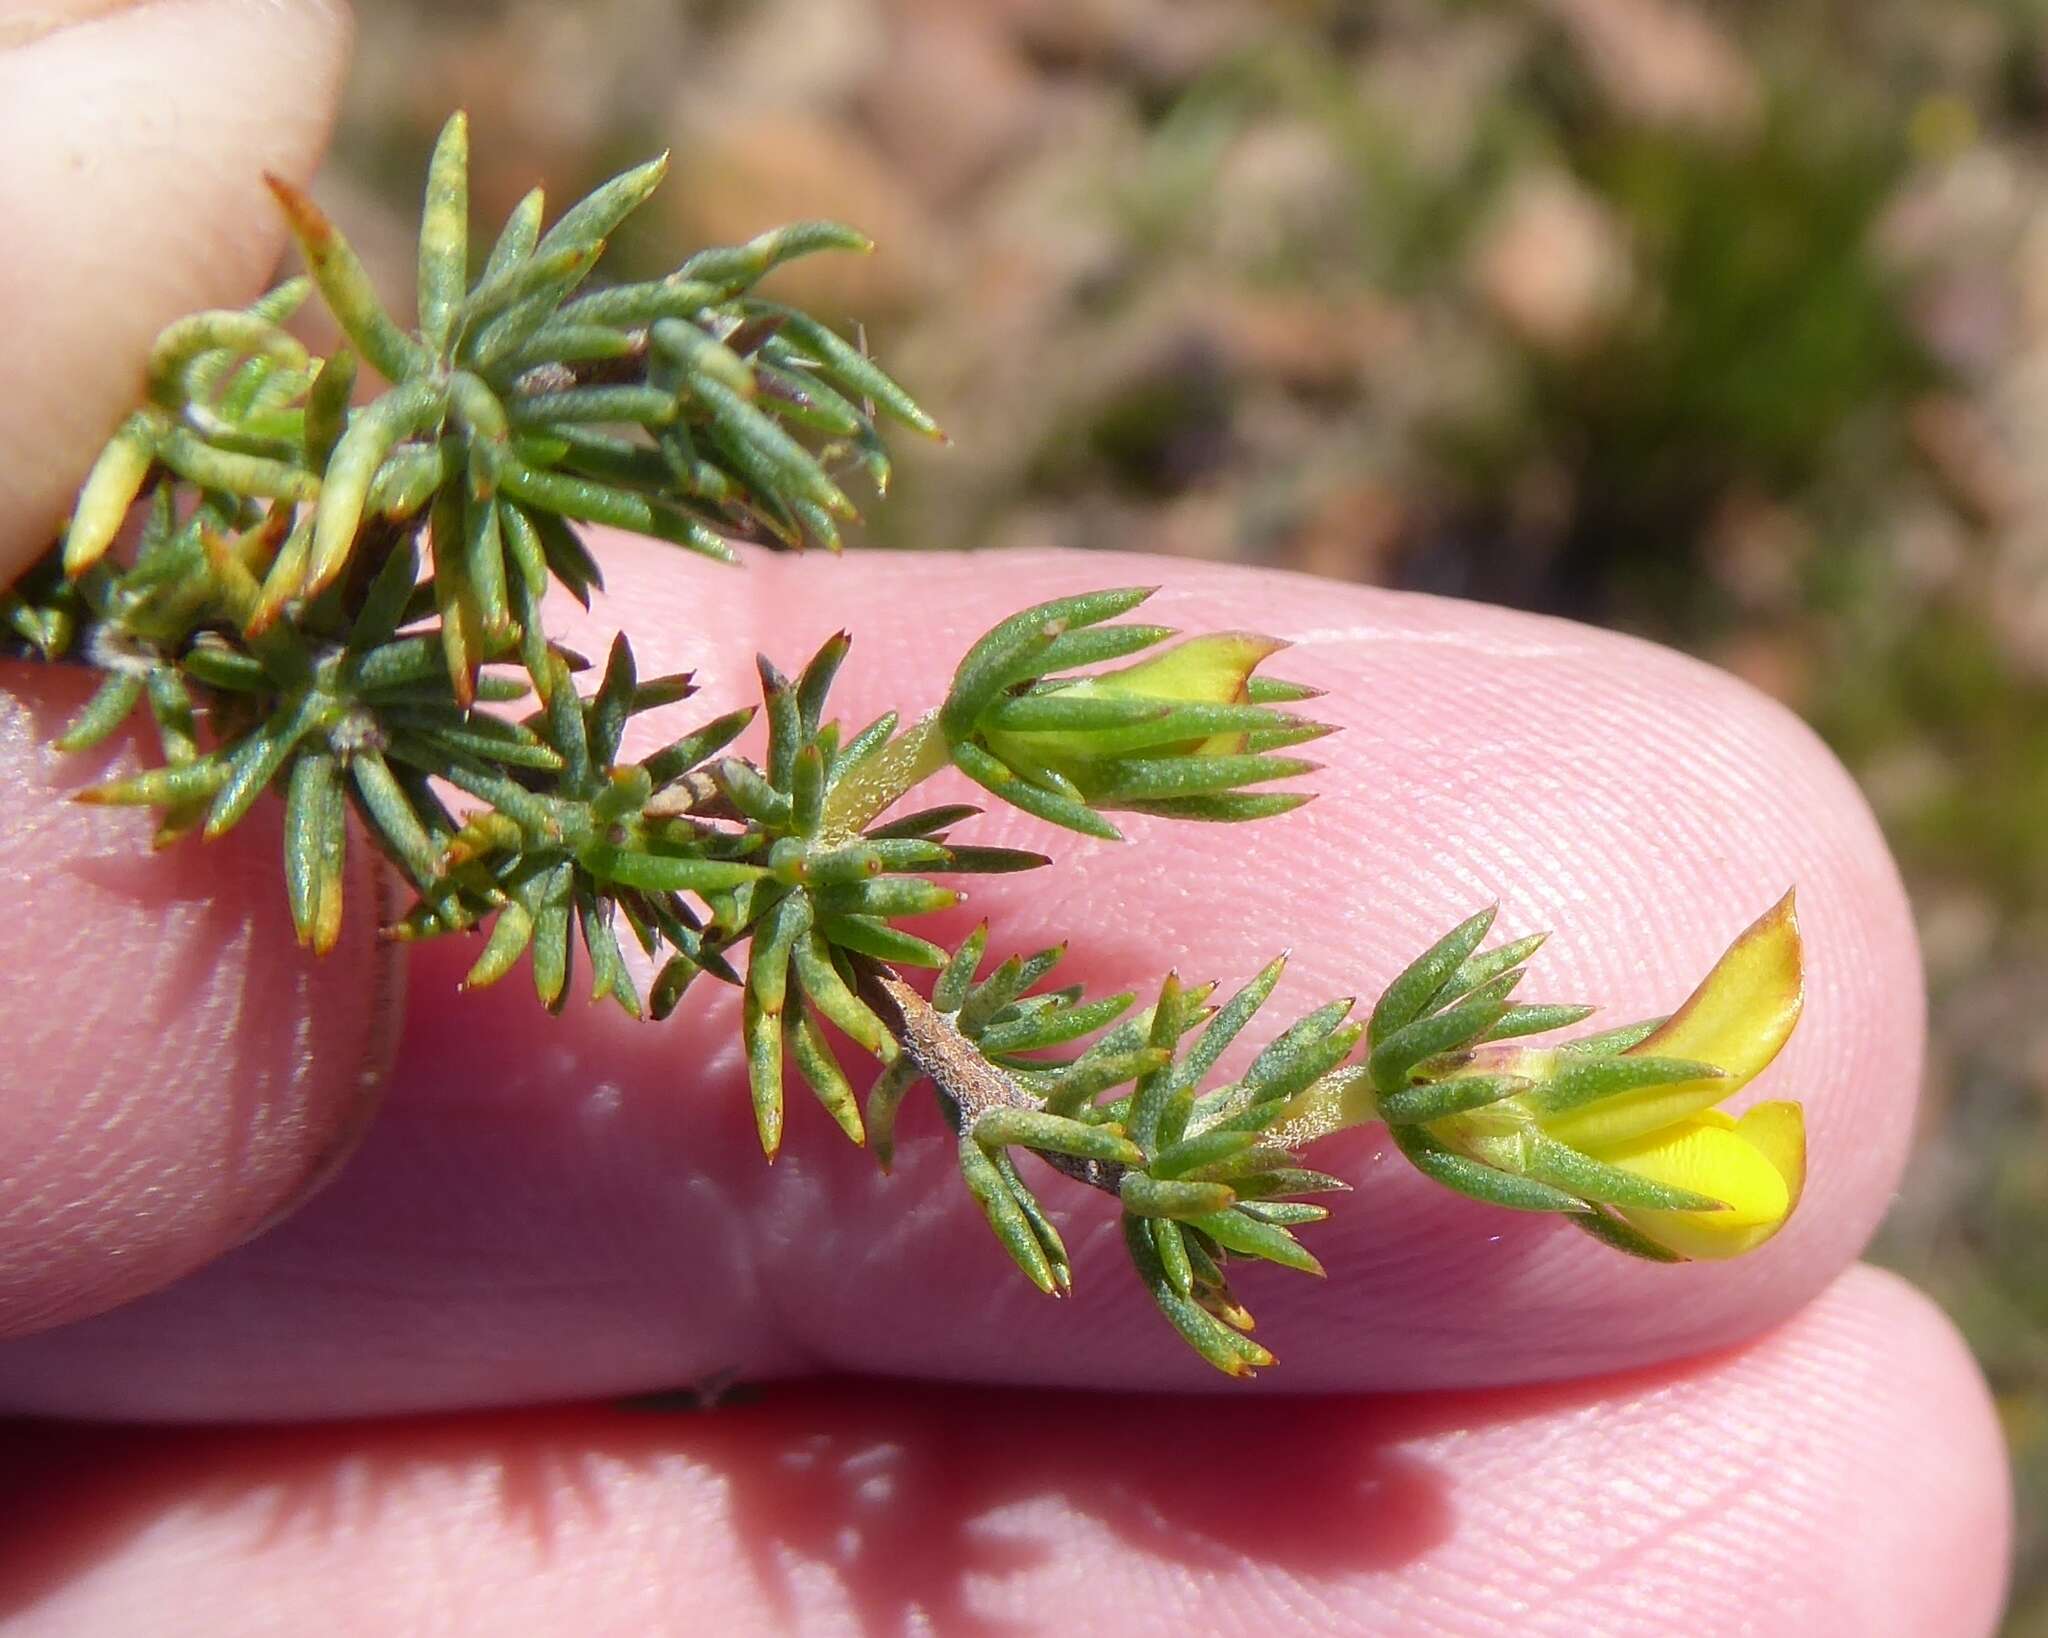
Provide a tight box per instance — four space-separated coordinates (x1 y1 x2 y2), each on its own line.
865 935 1365 1374
4 110 1794 1378
31 112 937 961
936 587 1332 840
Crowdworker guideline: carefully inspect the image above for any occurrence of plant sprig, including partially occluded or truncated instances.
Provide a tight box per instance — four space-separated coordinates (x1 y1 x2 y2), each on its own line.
6 113 1814 1376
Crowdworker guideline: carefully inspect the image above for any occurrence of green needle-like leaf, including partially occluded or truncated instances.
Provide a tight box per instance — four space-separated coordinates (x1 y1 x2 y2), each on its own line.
1078 753 1318 805
1119 1173 1238 1220
1521 1054 1727 1120
579 891 642 1014
1479 1003 1598 1044
990 1148 1072 1294
481 186 545 283
1441 933 1546 1002
282 748 330 946
204 696 316 837
1115 791 1314 824
651 318 754 400
496 462 738 563
791 930 891 1055
933 923 990 1013
1185 1209 1323 1275
959 1136 1058 1296
1376 1073 1533 1125
1367 906 1498 1049
1040 1048 1171 1117
465 901 537 990
786 1000 865 1144
972 1109 1144 1167
265 174 426 383
742 303 942 437
1149 1127 1266 1180
1151 1216 1195 1299
312 379 447 596
696 376 853 520
1559 1018 1672 1057
418 111 469 356
641 705 757 790
866 1058 921 1172
528 866 576 1011
584 849 767 896
56 672 144 753
1506 1132 1731 1214
538 151 670 262
62 412 160 574
941 587 1156 740
1123 1214 1271 1376
147 311 308 409
1367 990 1512 1094
681 219 872 287
743 989 785 1161
950 740 1123 841
1129 972 1200 1152
1572 1207 1687 1263
649 954 700 1021
1386 1122 1589 1214
818 914 948 969
1167 954 1287 1097
977 992 1135 1057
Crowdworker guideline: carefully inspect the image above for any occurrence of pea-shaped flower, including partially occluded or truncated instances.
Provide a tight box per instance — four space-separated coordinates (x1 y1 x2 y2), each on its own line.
1503 893 1807 1259
1330 893 1809 1262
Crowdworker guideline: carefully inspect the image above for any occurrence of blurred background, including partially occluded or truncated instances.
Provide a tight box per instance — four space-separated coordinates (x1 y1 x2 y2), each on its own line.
329 0 2048 1624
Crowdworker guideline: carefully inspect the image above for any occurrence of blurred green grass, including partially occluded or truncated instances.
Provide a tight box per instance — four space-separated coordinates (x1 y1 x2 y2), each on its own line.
331 1 2048 1623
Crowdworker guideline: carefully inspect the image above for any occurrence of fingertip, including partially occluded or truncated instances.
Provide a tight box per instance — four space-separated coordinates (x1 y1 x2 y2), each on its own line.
0 1267 2007 1636
537 543 1927 1385
0 0 354 578
0 542 1934 1409
0 665 403 1337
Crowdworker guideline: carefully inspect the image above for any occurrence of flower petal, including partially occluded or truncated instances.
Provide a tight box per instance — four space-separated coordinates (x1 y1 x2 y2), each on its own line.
1604 1104 1805 1260
1086 632 1290 707
1542 891 1803 1150
1076 632 1291 756
1731 1098 1806 1216
1632 889 1803 1083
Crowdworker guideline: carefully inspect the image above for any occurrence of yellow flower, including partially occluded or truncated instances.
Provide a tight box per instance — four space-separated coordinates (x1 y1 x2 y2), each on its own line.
1535 890 1807 1259
1300 891 1810 1261
1577 1099 1806 1259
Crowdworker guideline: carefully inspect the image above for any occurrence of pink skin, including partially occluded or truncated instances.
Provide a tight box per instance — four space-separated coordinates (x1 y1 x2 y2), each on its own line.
0 542 1946 1407
0 3 2012 1633
0 1269 2003 1638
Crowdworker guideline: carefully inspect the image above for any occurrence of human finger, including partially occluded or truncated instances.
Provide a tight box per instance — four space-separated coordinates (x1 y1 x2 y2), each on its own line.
0 540 1921 1411
0 1267 2005 1637
0 0 354 579
0 0 385 1338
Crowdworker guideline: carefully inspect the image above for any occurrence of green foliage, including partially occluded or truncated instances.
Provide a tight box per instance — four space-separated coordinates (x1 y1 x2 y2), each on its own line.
37 112 947 964
937 588 1332 840
8 112 1806 1378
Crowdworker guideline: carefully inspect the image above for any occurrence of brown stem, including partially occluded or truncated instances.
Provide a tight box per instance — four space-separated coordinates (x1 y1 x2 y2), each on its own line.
857 962 1126 1195
640 766 740 822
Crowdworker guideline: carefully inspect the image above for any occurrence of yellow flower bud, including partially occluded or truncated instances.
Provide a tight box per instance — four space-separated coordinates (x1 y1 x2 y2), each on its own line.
1071 632 1288 725
985 632 1289 776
